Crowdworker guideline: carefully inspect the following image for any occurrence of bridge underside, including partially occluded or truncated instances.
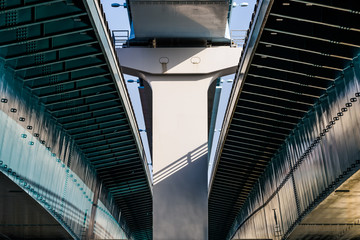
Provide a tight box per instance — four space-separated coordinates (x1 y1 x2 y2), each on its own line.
288 169 360 240
126 0 232 46
209 0 360 239
0 0 152 239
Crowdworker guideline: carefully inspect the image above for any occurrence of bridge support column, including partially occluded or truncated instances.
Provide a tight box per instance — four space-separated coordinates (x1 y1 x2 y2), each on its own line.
150 74 211 240
117 47 241 239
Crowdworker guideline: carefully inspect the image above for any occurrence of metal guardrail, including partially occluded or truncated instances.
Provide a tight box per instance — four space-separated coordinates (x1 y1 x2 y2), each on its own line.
112 30 129 48
231 29 247 47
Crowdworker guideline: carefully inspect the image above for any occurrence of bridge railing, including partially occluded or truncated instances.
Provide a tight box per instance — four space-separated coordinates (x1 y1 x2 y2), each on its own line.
230 30 247 48
112 30 129 48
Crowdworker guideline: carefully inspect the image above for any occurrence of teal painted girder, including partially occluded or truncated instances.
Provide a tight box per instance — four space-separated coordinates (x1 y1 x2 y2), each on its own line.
0 0 152 239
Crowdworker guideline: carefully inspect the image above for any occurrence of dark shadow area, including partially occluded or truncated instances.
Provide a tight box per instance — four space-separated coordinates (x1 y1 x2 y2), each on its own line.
0 172 73 240
153 143 208 240
138 79 153 159
128 3 230 45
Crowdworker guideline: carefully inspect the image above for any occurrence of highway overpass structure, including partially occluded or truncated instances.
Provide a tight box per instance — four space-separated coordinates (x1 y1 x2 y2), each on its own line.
0 0 360 240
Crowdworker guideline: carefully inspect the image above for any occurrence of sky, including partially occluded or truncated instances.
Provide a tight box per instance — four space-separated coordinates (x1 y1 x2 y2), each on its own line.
101 0 256 182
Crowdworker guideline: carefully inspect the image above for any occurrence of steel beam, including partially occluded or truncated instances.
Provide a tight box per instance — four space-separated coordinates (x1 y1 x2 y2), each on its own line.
90 152 138 163
255 53 342 71
227 133 281 147
245 82 319 98
251 63 334 81
229 127 286 141
270 13 360 33
233 112 295 126
248 73 327 89
74 129 131 143
50 98 117 114
259 41 352 60
80 135 133 149
87 148 137 159
265 28 360 48
104 178 147 189
93 157 140 170
238 99 306 115
33 73 110 91
225 138 277 151
84 140 135 154
228 132 283 147
211 181 252 193
232 117 292 131
223 146 273 158
56 105 121 120
220 154 269 166
212 173 259 186
44 90 117 106
85 140 134 156
215 172 261 184
6 40 98 61
62 112 124 127
0 0 65 14
210 170 258 181
0 12 88 32
16 52 103 71
38 82 113 99
222 149 273 162
96 160 142 173
289 0 360 14
242 90 314 106
67 119 127 132
0 27 93 48
70 122 129 137
26 63 107 82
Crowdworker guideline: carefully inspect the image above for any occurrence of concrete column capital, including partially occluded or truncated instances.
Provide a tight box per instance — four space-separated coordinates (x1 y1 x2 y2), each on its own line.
117 47 241 78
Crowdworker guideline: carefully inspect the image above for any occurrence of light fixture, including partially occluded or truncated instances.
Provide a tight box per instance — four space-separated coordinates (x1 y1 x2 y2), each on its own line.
232 2 248 7
127 79 140 83
111 3 127 8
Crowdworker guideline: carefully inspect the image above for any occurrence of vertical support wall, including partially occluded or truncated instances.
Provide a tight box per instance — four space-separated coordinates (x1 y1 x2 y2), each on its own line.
229 56 360 239
0 60 130 239
150 75 211 240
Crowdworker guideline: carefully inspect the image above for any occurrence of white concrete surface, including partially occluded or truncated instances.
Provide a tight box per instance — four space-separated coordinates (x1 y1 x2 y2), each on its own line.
117 47 241 77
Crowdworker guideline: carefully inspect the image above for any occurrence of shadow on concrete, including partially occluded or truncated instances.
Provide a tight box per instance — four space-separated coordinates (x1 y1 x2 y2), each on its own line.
153 143 208 240
153 143 207 185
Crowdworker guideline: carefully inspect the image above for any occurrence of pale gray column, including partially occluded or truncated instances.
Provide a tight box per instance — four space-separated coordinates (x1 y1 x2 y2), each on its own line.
117 47 241 240
148 75 212 240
